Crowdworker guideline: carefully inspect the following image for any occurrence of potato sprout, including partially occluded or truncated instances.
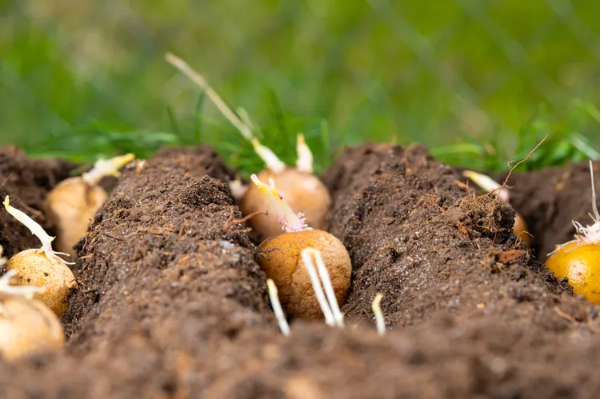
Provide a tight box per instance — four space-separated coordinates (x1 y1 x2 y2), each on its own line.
301 248 345 327
371 293 386 336
463 170 531 247
165 53 332 240
0 270 64 361
266 279 290 336
545 161 600 304
3 196 77 316
45 153 134 256
252 175 351 320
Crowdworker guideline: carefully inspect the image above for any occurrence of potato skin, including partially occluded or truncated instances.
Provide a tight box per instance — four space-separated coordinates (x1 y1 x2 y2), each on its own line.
6 249 77 317
513 214 531 247
45 177 108 256
257 229 351 319
240 168 332 241
0 297 64 361
546 242 600 304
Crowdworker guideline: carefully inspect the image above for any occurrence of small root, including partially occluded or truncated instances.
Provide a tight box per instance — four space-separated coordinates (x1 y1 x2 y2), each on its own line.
222 210 268 232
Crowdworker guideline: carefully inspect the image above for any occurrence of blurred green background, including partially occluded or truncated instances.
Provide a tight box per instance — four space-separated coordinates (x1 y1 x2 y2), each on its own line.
0 0 599 174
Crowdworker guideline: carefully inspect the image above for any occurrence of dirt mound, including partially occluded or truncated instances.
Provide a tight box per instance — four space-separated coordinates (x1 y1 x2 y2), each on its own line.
0 144 598 399
500 161 601 261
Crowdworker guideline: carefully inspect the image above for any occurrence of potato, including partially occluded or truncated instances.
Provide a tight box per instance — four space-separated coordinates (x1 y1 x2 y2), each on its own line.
545 161 600 304
6 249 77 317
513 214 531 248
256 229 351 319
45 154 133 256
0 296 64 361
45 177 108 256
240 168 332 240
546 242 599 304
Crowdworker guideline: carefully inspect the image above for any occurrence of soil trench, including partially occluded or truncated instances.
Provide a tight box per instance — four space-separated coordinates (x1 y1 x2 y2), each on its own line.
500 161 601 261
0 144 598 398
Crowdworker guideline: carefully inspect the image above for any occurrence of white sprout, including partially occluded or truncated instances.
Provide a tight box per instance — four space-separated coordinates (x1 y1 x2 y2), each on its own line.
548 160 600 255
296 133 314 173
0 270 45 299
266 279 290 337
462 170 510 204
165 53 287 174
249 175 310 232
236 107 257 132
2 196 74 265
82 153 135 186
301 248 344 328
252 139 286 174
371 293 386 336
227 177 248 201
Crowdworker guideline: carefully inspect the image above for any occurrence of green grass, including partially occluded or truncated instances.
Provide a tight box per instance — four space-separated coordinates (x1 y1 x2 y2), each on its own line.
0 0 599 174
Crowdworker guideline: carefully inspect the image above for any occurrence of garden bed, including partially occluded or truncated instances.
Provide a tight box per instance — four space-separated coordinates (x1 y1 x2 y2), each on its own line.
0 144 598 398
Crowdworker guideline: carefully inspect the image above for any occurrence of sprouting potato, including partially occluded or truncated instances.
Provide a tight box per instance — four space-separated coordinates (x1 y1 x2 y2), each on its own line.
546 242 599 304
0 268 65 361
241 165 332 240
257 229 351 319
3 197 77 317
164 54 332 241
545 162 600 304
250 175 351 320
45 154 134 256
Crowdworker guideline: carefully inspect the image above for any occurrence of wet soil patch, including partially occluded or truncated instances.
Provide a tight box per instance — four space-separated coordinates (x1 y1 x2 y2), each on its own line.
500 161 601 261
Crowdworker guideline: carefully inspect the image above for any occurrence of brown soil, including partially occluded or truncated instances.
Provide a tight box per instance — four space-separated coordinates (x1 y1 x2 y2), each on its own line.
0 146 77 258
499 162 601 261
0 144 598 399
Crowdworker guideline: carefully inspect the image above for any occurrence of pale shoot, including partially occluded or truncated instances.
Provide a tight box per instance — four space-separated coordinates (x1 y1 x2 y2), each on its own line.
300 248 335 326
237 107 257 132
267 279 290 336
0 245 5 267
165 53 287 174
249 174 310 233
252 139 286 174
301 248 344 328
228 177 248 200
3 196 73 265
296 133 314 173
0 270 45 300
462 170 510 204
82 153 135 186
303 248 344 327
371 293 386 336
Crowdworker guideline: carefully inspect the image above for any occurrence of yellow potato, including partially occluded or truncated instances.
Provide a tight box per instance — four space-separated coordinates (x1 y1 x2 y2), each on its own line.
240 168 331 240
6 249 77 317
0 297 64 361
546 242 600 304
257 229 351 319
45 177 108 256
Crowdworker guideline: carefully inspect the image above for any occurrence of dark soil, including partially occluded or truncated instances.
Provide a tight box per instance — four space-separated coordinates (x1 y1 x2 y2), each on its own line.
499 162 601 261
0 146 77 258
0 144 598 399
